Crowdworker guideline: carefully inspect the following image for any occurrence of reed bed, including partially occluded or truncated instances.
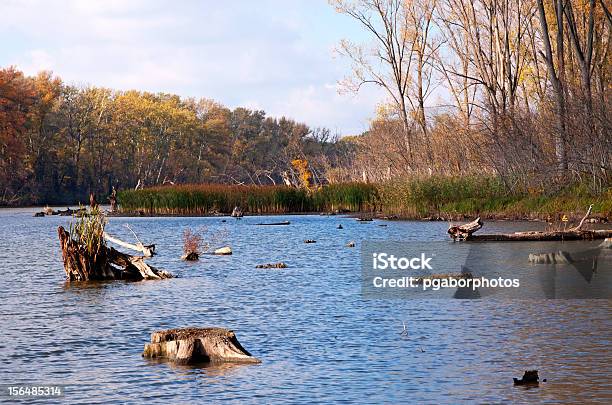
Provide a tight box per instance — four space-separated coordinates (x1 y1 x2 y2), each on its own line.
118 183 379 215
117 179 610 219
377 176 611 219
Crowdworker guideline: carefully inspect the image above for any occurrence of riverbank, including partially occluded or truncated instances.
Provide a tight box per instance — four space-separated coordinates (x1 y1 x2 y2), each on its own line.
115 178 611 222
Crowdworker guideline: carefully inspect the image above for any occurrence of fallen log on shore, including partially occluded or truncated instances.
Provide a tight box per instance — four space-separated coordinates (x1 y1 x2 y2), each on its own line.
58 226 172 281
468 229 612 242
450 205 611 242
142 327 260 365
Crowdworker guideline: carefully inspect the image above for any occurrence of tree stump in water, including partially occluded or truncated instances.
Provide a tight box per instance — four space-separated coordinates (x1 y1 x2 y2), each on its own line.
448 217 483 240
142 327 260 365
58 226 172 281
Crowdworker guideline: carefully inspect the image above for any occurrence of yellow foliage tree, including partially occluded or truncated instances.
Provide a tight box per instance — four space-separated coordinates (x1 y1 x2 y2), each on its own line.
291 159 314 190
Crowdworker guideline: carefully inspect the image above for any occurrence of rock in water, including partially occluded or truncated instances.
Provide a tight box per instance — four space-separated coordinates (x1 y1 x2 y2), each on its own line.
214 246 232 255
143 327 260 365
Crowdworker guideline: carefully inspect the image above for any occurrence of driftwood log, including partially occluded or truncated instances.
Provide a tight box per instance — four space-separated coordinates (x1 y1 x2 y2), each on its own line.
58 226 172 281
142 327 260 365
255 221 291 226
449 207 611 242
469 229 612 241
448 217 483 240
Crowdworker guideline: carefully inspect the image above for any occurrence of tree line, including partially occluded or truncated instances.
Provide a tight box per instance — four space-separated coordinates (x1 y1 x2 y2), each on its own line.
0 67 351 205
1 1 610 205
329 0 611 192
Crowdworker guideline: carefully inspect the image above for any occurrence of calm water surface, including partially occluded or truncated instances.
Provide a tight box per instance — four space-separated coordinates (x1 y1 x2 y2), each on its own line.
0 208 610 404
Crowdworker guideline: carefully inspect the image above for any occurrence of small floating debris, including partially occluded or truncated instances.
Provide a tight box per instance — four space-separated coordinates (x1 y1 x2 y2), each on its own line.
34 211 45 217
337 224 343 229
399 321 408 337
255 221 290 226
256 262 287 269
346 241 356 247
513 370 542 386
214 246 233 255
356 218 373 222
304 239 316 244
142 327 260 365
378 224 388 227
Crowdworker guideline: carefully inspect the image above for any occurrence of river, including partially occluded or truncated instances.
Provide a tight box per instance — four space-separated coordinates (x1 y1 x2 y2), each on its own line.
0 208 610 403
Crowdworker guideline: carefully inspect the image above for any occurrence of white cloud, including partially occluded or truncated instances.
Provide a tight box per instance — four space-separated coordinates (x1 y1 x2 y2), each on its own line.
1 0 382 135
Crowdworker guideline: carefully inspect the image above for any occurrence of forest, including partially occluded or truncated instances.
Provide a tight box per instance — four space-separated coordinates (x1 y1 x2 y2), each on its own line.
1 0 610 209
0 67 351 205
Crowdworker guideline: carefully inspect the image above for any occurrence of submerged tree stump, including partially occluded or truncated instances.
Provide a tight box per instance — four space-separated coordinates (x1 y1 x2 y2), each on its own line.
142 327 260 365
58 226 172 281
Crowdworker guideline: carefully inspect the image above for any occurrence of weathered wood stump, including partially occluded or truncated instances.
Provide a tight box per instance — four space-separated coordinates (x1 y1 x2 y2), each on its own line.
58 226 172 281
142 327 260 365
448 217 483 240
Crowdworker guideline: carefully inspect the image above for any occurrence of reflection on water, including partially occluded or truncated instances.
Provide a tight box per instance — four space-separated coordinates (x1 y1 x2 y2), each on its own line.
144 358 259 378
0 208 610 404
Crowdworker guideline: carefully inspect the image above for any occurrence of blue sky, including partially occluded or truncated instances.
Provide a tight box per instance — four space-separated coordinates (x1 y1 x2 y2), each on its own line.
1 0 384 135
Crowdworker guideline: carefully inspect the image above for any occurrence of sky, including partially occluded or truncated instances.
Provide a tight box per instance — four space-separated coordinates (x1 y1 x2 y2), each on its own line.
0 0 386 135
